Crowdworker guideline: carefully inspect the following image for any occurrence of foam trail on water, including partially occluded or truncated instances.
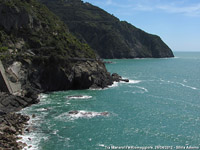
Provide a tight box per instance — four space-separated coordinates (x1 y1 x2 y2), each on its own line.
127 80 141 84
91 79 141 90
55 110 109 121
148 94 200 109
160 79 198 90
177 82 198 90
66 95 92 100
132 86 148 94
183 79 187 83
120 77 141 84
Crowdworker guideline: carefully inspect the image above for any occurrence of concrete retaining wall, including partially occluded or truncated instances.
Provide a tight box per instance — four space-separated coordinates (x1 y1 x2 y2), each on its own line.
0 60 13 93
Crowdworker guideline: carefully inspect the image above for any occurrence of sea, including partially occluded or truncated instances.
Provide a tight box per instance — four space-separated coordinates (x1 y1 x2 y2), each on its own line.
19 52 200 150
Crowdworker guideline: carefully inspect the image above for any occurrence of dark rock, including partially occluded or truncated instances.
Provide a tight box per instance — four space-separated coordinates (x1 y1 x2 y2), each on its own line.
100 112 109 116
15 97 28 107
0 0 117 95
1 98 10 107
112 73 122 82
72 61 113 89
0 111 6 116
111 73 129 82
0 92 36 113
120 79 129 82
103 61 113 64
68 111 79 114
25 126 33 133
32 114 36 118
23 87 39 101
0 112 29 149
0 4 34 32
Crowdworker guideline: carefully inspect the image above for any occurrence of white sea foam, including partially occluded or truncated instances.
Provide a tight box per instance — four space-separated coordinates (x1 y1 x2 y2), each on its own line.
17 132 47 150
98 144 106 148
38 94 48 100
91 79 141 90
89 87 103 90
148 94 200 109
52 129 59 135
126 80 141 84
183 79 187 83
36 108 48 112
177 82 198 90
160 79 198 90
17 115 48 150
119 77 141 84
108 81 119 88
55 110 109 121
66 95 92 100
132 86 148 94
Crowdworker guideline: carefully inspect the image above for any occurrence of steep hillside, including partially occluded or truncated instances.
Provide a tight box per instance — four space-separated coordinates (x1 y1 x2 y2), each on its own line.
39 0 174 58
0 0 95 59
0 0 115 96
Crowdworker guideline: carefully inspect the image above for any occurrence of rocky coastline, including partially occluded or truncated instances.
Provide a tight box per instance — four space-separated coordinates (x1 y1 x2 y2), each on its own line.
0 111 30 150
0 0 169 148
0 70 127 149
0 91 38 149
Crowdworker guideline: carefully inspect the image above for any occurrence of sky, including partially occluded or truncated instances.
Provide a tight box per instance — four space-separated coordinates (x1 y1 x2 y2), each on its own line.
82 0 200 52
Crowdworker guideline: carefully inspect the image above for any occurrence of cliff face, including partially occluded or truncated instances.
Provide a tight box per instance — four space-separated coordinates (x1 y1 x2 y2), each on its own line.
39 0 174 58
0 0 114 97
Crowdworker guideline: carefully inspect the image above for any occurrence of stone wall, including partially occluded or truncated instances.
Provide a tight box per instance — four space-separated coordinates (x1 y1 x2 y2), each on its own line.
0 60 12 93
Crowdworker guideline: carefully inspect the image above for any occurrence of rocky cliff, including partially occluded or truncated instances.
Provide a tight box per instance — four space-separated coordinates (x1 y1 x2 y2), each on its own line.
39 0 174 58
0 1 125 149
0 0 116 98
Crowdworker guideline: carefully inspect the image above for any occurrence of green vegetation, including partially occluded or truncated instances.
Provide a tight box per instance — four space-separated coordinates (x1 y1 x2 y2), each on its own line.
0 46 8 53
39 0 174 58
0 0 96 62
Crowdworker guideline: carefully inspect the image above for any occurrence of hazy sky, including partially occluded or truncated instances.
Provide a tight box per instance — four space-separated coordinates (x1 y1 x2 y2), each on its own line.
82 0 200 52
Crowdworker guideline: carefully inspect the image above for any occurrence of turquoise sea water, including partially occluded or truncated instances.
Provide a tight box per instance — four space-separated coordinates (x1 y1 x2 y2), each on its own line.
20 52 200 150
